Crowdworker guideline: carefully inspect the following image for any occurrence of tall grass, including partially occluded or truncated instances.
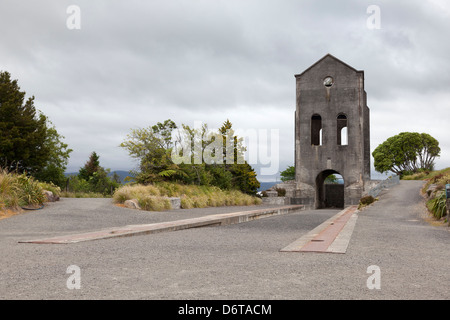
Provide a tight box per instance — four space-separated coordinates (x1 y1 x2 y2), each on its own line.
416 168 450 221
0 169 56 210
113 182 262 211
0 169 20 209
427 191 447 220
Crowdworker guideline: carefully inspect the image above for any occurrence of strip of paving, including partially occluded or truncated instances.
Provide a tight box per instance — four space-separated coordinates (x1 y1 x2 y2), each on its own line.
19 205 304 244
280 205 358 253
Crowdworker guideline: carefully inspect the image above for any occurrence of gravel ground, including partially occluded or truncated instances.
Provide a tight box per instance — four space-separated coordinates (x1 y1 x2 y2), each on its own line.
0 180 448 300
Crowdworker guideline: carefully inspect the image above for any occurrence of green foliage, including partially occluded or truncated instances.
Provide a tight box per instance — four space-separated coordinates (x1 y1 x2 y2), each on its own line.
428 191 446 220
280 165 295 182
33 125 72 187
358 195 377 209
113 182 262 211
229 163 260 195
419 168 450 220
0 169 47 209
15 174 47 207
0 71 72 184
0 168 20 209
120 119 260 195
372 132 440 176
65 152 120 196
275 187 286 196
324 174 338 184
38 181 61 198
78 151 100 181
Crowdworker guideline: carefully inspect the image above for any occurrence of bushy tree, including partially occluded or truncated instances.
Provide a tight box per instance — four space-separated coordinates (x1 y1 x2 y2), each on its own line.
119 120 184 183
120 119 260 195
372 132 440 175
34 125 72 187
0 71 72 185
74 151 120 195
78 151 100 181
280 165 295 182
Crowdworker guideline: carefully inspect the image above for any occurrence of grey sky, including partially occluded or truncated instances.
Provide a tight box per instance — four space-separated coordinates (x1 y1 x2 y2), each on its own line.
1 0 449 181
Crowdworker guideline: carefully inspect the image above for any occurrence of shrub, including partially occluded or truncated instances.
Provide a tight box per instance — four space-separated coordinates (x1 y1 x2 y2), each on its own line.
138 195 171 211
402 172 427 180
275 187 286 197
0 169 20 209
113 182 261 211
39 181 61 198
15 174 46 207
180 195 194 209
1 172 45 208
428 191 447 220
358 195 376 209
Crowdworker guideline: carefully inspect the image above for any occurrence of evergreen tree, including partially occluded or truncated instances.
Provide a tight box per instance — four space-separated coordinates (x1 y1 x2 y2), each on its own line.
78 151 100 181
0 71 71 184
77 151 119 194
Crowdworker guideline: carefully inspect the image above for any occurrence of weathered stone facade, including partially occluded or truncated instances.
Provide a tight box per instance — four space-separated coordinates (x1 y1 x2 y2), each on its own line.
293 54 371 209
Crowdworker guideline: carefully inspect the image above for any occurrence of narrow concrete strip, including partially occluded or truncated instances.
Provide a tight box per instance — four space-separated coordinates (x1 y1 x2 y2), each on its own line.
326 213 358 253
280 205 358 253
19 205 304 244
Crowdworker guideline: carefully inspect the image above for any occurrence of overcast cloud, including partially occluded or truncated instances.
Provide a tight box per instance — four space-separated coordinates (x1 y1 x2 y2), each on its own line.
1 0 449 181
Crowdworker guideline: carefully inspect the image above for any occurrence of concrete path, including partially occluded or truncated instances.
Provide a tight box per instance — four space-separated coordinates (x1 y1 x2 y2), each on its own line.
0 180 449 300
19 205 304 244
280 205 358 253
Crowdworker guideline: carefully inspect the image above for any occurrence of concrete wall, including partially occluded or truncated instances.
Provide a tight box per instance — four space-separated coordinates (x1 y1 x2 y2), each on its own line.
293 54 370 209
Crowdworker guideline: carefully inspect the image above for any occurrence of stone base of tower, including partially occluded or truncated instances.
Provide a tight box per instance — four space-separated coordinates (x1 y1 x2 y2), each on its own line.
283 182 364 210
266 179 366 211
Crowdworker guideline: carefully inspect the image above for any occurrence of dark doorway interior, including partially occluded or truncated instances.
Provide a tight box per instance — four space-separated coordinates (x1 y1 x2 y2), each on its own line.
316 170 344 209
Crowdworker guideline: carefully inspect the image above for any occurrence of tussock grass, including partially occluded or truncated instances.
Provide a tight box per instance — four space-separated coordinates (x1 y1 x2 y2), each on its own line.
0 169 54 211
416 167 450 220
113 182 262 211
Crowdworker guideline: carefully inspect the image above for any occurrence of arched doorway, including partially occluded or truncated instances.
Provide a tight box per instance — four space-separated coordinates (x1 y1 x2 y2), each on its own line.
315 170 344 209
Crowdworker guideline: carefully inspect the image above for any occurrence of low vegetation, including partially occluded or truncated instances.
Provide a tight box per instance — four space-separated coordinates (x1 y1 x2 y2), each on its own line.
0 168 61 213
63 151 121 198
358 195 377 210
403 167 450 221
113 182 262 211
119 119 260 195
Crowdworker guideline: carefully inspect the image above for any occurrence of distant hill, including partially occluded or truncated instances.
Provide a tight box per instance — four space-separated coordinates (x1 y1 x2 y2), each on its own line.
65 170 134 184
258 181 281 191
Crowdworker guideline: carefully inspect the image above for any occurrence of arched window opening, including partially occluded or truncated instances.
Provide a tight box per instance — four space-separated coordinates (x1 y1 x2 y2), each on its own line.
311 114 322 146
337 114 348 146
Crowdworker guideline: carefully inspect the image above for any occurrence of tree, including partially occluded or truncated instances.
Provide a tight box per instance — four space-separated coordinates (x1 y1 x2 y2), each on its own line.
78 151 100 181
229 162 260 195
280 165 295 182
372 132 440 175
34 125 73 187
120 119 260 194
324 174 338 184
119 120 183 183
215 120 259 194
75 151 120 194
0 71 71 184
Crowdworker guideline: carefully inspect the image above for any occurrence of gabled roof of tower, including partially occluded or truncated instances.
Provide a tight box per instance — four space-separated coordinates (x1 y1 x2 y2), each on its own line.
295 53 363 77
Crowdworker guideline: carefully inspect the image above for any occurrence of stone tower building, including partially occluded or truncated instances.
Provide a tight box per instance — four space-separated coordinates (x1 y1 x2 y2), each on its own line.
293 54 370 209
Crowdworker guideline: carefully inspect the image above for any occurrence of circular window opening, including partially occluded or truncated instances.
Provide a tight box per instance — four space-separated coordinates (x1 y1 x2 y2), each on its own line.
323 76 334 87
